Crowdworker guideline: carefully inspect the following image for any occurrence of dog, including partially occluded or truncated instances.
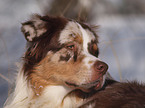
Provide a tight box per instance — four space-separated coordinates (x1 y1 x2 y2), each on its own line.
4 14 109 108
4 15 145 108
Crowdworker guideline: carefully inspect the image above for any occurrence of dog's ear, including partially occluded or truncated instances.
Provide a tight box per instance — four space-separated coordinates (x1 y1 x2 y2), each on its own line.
21 14 47 42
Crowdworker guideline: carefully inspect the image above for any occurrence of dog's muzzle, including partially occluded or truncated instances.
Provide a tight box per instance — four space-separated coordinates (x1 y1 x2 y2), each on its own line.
65 61 108 92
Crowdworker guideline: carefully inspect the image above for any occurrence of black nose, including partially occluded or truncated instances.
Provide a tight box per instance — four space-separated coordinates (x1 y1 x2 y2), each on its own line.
94 61 108 74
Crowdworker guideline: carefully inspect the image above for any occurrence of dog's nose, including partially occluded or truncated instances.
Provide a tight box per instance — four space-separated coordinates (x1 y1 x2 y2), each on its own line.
94 61 108 74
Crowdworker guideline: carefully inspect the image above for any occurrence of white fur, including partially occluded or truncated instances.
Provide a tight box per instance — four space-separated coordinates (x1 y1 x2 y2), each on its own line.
4 64 33 108
22 16 47 41
23 25 36 41
59 21 82 44
23 23 46 41
4 65 83 108
76 22 99 72
77 23 95 54
33 19 47 37
29 86 83 108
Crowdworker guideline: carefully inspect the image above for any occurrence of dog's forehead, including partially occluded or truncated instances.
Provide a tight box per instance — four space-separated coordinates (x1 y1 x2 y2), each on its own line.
59 21 96 46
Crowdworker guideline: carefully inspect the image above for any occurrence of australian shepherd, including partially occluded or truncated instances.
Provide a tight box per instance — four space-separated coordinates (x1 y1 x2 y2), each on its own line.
4 15 145 108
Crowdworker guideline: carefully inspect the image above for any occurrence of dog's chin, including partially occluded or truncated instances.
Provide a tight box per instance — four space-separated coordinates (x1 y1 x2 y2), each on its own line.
65 78 104 93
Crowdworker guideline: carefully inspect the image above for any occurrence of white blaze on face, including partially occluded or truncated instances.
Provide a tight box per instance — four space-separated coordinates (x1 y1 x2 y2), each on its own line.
76 23 100 68
76 23 94 53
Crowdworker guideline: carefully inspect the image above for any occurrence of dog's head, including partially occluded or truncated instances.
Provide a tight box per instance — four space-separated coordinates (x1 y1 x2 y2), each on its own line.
21 15 108 95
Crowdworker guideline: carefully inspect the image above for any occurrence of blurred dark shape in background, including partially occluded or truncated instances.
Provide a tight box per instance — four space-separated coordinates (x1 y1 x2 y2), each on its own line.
37 0 145 20
0 0 145 108
38 0 95 21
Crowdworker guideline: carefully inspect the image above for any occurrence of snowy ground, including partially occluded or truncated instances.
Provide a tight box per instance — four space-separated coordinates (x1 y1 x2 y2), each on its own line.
0 0 145 107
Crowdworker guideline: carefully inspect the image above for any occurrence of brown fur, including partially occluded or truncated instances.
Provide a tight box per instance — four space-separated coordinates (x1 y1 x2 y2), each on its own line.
80 80 145 108
88 40 99 57
29 52 87 96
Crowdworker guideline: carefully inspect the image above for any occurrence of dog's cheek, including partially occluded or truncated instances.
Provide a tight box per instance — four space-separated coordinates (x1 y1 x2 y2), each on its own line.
50 53 71 63
59 54 71 62
50 54 60 63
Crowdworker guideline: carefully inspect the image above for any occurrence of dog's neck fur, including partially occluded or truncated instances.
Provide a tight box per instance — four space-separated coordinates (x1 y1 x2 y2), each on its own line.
4 66 86 108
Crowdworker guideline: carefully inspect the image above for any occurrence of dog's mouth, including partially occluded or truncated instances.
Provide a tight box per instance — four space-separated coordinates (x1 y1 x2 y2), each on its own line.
65 78 102 92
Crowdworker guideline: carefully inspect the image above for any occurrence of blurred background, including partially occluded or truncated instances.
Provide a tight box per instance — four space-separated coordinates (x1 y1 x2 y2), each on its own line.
0 0 145 107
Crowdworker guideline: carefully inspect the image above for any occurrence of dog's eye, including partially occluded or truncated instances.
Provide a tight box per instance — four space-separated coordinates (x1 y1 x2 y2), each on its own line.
67 44 75 50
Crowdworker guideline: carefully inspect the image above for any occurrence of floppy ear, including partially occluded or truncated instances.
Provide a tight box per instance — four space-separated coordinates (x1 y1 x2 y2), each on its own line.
21 15 47 42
